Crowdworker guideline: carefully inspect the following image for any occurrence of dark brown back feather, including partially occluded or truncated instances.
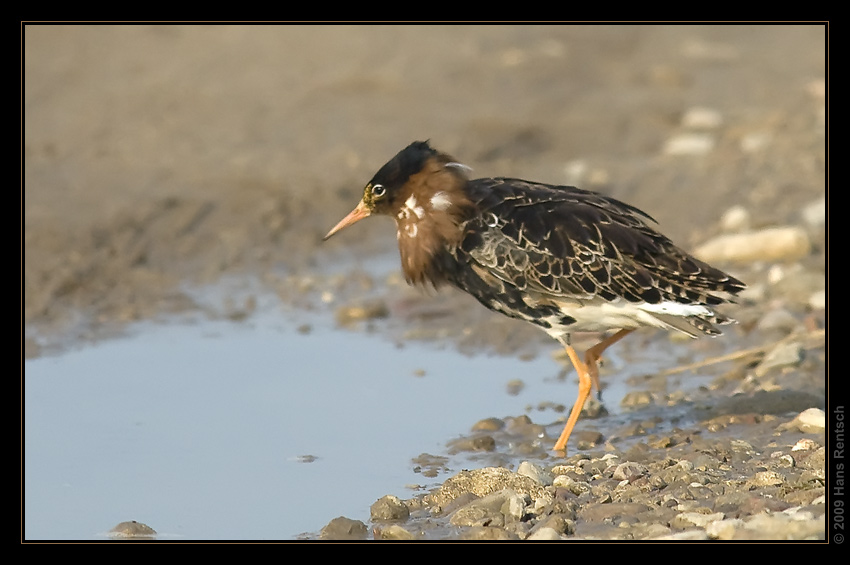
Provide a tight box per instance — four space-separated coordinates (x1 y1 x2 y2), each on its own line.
454 178 745 307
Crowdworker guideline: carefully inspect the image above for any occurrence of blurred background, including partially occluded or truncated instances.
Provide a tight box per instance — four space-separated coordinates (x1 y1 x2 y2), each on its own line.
24 24 825 350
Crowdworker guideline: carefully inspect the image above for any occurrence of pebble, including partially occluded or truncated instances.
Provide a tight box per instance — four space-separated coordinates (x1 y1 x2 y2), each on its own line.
460 526 518 540
334 299 389 325
370 495 410 522
801 196 826 228
673 511 726 529
693 226 811 264
719 205 751 232
740 132 772 153
749 470 785 487
611 461 648 481
651 529 710 540
526 526 563 540
506 378 525 395
320 516 368 540
808 289 826 310
681 107 723 129
471 417 505 432
736 510 825 540
754 341 803 376
621 390 653 408
781 408 826 433
755 308 801 334
663 133 715 156
517 460 553 486
705 518 746 540
108 520 156 538
375 524 417 540
426 467 548 512
791 438 820 452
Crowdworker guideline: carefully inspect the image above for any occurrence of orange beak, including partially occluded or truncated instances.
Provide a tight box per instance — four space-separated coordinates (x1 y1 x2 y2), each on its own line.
323 200 371 241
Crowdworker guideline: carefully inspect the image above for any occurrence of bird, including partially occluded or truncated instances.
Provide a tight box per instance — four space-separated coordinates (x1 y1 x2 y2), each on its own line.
324 140 745 453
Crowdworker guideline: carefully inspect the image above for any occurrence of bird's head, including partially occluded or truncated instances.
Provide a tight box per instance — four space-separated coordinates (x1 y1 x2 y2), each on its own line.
323 140 473 241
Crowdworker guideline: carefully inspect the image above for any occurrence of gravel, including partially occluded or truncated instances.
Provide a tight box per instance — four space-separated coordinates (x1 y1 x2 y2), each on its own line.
318 408 826 540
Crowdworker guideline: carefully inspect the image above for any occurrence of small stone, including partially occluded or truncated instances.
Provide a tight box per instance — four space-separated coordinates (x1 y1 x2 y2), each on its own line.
693 227 811 264
526 526 563 540
500 491 529 521
447 435 496 453
109 520 156 538
719 205 751 232
574 430 604 449
611 461 649 482
621 390 653 408
651 530 711 540
750 470 785 487
532 514 576 536
425 467 548 513
706 518 745 540
320 516 368 540
681 107 723 129
517 461 553 486
740 132 772 152
755 341 803 376
808 289 826 310
801 196 826 228
792 438 820 452
673 511 726 529
756 308 801 334
782 408 826 433
451 497 505 528
739 510 825 540
471 417 505 432
370 495 410 522
376 524 416 540
459 526 518 540
663 133 715 155
506 378 525 395
334 299 389 325
505 415 547 438
552 475 591 495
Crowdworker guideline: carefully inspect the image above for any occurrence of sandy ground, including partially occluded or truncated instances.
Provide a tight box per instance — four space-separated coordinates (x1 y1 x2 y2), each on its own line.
24 24 824 353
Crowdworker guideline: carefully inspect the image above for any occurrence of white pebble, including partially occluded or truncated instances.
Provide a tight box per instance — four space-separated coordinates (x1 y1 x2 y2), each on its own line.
527 527 563 540
517 461 553 486
796 408 826 431
663 133 715 156
808 289 826 310
681 107 723 129
720 205 751 232
693 226 811 264
801 196 826 227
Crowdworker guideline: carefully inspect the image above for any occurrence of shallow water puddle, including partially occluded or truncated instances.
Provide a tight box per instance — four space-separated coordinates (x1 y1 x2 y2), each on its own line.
24 293 696 540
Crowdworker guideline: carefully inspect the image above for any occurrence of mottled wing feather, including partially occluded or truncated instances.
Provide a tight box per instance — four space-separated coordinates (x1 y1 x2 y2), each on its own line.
461 179 744 308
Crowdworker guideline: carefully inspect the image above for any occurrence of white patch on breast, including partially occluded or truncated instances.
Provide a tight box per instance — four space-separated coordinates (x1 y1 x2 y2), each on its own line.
405 223 418 238
404 195 425 219
429 191 452 211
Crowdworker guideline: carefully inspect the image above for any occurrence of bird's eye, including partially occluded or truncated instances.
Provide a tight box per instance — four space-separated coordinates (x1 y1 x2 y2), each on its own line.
371 184 386 198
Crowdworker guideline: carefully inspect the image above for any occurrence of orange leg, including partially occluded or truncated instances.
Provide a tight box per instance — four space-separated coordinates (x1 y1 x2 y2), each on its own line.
553 329 634 453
